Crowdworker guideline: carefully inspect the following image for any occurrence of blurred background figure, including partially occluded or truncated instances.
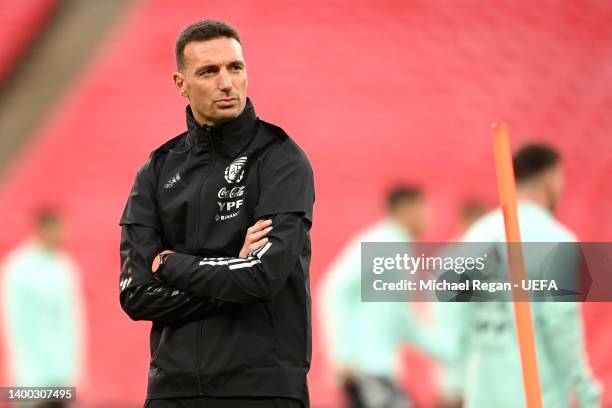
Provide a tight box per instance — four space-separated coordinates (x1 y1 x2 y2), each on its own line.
320 186 449 408
423 199 489 408
1 209 85 408
459 144 601 407
429 198 488 408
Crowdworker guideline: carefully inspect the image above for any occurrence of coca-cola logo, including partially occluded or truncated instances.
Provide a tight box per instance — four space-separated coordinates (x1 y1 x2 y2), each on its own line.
218 186 246 199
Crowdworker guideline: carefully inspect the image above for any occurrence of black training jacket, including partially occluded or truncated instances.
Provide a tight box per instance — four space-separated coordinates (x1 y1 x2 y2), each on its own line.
118 98 314 402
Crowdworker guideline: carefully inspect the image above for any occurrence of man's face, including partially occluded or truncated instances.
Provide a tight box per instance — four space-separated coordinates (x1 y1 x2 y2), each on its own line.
173 37 247 126
38 219 65 250
393 197 429 239
544 164 564 212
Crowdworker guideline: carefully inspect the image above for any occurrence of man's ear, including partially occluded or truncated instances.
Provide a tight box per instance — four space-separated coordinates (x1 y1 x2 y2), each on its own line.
173 71 188 97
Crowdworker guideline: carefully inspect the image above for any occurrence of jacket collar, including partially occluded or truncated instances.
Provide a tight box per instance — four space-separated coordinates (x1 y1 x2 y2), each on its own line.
185 98 258 157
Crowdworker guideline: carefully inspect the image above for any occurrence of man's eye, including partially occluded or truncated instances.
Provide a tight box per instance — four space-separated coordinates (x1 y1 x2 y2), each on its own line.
230 65 243 71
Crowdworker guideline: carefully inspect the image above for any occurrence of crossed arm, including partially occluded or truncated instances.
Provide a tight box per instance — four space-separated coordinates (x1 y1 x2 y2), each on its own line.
120 211 309 325
151 219 273 273
119 146 313 325
119 219 273 325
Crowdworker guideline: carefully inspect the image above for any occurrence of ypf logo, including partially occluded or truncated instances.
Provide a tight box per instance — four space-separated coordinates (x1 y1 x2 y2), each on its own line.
224 156 248 184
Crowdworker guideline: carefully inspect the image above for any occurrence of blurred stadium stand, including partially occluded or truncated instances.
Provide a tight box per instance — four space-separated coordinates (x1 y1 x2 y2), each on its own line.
0 0 129 176
0 0 58 85
0 0 611 406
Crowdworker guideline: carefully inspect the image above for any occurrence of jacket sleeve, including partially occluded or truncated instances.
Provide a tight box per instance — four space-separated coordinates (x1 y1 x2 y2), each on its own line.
119 154 233 324
538 302 602 408
159 143 315 303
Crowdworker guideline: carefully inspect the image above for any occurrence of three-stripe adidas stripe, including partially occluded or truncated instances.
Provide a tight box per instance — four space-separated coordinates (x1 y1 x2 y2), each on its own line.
198 242 272 270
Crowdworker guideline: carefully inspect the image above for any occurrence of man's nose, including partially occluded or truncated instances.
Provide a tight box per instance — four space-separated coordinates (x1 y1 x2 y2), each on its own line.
218 70 233 91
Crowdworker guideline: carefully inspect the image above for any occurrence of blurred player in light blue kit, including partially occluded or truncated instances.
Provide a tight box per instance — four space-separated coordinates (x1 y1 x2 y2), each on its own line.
321 186 451 408
429 200 488 408
458 144 601 407
1 209 85 400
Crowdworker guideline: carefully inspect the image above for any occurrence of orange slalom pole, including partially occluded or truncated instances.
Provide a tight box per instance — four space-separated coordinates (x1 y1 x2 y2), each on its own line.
491 123 543 408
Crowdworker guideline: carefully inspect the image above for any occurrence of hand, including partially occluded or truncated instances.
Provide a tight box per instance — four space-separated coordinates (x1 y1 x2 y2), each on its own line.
239 219 273 258
152 249 176 273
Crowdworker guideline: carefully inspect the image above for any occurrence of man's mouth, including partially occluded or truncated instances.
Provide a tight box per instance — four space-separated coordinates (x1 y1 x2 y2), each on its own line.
216 97 237 107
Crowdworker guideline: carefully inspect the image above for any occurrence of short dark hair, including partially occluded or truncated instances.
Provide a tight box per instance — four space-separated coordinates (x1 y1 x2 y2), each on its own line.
513 143 560 183
386 185 423 212
175 19 241 71
35 208 62 228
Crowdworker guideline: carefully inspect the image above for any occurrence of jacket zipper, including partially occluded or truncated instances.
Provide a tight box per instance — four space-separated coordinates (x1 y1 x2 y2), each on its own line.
193 130 216 396
192 130 216 248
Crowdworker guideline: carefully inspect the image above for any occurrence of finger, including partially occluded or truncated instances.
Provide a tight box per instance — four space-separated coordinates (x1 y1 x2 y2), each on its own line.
251 219 272 230
249 238 269 251
245 225 272 243
248 238 269 253
246 226 273 243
